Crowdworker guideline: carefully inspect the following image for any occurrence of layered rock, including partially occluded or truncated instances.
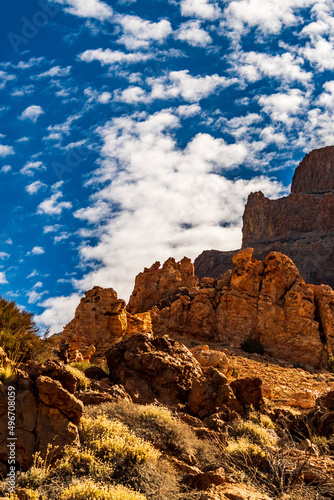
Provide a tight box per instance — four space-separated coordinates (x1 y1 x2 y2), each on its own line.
61 286 152 362
195 146 334 287
0 360 83 471
131 251 334 369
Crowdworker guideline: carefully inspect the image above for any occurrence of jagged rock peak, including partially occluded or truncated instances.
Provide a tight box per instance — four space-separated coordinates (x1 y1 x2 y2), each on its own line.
291 145 334 194
127 256 198 314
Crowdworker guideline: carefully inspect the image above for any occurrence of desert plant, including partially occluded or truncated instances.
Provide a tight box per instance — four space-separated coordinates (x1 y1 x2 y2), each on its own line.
66 365 91 390
55 446 113 479
233 420 277 446
0 297 42 362
60 479 147 500
70 361 93 373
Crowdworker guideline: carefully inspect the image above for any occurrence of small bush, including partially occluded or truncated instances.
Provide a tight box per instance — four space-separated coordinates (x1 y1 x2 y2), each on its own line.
86 401 219 467
80 415 160 464
70 361 93 373
234 420 277 446
66 365 91 390
248 411 275 430
60 479 147 500
241 338 264 355
55 446 113 479
226 437 267 467
0 362 17 384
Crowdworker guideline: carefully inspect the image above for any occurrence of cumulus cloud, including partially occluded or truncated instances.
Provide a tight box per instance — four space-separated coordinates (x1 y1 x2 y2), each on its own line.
67 110 283 303
175 20 212 46
31 246 45 255
0 145 14 157
20 161 46 176
25 181 47 195
19 105 44 123
180 0 222 20
79 48 152 66
234 51 311 84
53 0 113 20
258 89 309 126
37 187 73 215
116 15 172 49
116 70 236 103
35 66 72 78
0 272 8 284
0 70 15 89
34 293 81 334
0 252 9 260
223 0 313 35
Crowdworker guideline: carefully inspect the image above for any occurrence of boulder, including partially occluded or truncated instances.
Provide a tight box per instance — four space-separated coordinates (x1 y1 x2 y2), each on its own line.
190 345 228 374
61 286 153 362
229 377 264 410
36 376 83 425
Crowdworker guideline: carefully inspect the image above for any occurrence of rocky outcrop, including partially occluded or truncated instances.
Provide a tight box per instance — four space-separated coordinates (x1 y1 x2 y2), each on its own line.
195 146 334 288
132 251 334 369
0 360 83 471
61 286 152 362
105 332 260 417
127 257 198 314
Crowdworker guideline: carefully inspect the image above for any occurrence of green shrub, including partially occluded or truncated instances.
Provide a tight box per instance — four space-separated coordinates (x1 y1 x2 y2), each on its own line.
0 297 41 362
66 365 91 390
60 480 147 500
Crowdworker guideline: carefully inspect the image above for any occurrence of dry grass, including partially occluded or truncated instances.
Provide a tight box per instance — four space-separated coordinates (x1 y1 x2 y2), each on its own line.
60 479 147 500
66 365 91 390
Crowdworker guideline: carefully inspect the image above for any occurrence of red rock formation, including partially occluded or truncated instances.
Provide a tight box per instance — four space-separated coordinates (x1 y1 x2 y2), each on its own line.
134 251 334 369
127 257 198 314
195 146 334 287
61 286 152 362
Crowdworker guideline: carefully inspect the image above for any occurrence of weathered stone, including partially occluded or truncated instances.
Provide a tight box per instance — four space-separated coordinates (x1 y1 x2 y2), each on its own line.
61 286 153 362
230 377 264 410
36 376 83 425
317 389 334 410
127 257 198 314
183 468 229 490
85 366 108 381
190 345 229 374
35 403 79 460
148 251 332 369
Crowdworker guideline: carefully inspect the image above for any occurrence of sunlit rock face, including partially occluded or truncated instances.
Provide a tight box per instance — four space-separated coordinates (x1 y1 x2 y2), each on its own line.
195 146 334 288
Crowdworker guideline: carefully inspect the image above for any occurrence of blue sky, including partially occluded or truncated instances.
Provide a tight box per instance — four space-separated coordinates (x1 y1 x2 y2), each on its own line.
1 0 334 333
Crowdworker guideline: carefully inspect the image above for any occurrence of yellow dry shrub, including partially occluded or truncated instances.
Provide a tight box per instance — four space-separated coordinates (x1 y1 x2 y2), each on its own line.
81 415 160 464
66 365 91 390
234 420 277 446
55 446 113 478
60 479 146 500
140 405 174 423
227 437 267 467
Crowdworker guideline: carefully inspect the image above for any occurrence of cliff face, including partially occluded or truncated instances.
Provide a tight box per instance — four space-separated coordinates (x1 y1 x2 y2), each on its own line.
129 251 334 370
195 146 334 287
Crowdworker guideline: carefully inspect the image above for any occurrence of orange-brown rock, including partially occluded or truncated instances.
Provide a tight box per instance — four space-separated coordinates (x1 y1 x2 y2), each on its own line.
61 286 152 362
190 345 229 375
105 333 259 418
140 250 334 369
0 363 83 471
196 146 334 288
127 257 198 314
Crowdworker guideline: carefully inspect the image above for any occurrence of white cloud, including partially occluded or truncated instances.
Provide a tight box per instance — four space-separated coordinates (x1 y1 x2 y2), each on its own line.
0 71 15 89
37 189 73 216
35 66 71 78
31 246 45 255
43 224 62 233
79 48 152 66
74 200 112 223
0 145 14 157
0 272 8 284
27 290 47 304
25 181 47 195
20 161 46 176
180 0 222 20
19 105 44 123
223 0 313 35
0 252 9 260
234 51 311 83
175 20 212 47
68 110 283 303
35 293 82 334
258 89 308 125
116 15 172 49
54 0 113 20
117 70 236 104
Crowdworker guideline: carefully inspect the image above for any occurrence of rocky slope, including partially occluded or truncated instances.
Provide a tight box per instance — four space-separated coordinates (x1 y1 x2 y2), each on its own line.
195 146 334 287
60 250 334 370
